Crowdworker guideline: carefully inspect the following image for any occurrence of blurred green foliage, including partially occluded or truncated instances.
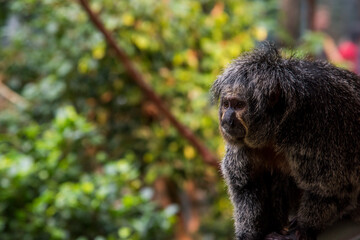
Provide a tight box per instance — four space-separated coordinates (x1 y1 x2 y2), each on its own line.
0 106 176 239
0 0 276 239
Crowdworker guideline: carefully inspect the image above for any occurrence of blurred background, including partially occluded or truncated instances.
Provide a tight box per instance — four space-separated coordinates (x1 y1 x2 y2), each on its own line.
0 0 360 239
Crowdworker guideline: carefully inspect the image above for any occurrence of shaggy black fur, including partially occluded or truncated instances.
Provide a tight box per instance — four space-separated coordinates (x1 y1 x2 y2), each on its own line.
212 43 360 240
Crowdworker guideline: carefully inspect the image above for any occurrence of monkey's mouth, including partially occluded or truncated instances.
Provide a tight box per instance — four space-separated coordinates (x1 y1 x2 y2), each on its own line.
221 126 246 142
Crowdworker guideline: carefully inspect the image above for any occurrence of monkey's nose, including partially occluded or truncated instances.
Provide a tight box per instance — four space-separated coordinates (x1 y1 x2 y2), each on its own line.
222 110 236 128
221 121 234 134
228 118 234 127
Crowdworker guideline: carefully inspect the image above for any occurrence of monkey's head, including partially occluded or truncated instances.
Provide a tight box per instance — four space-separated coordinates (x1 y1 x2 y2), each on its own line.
216 85 249 146
212 44 293 148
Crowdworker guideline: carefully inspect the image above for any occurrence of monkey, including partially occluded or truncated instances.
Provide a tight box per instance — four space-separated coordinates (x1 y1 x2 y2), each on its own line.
211 43 360 240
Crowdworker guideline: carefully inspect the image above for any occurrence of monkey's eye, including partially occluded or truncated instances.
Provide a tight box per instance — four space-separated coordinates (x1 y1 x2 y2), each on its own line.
234 101 246 110
223 101 229 109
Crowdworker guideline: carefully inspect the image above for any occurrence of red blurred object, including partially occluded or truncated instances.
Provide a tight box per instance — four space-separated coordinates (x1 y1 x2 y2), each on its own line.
339 41 359 73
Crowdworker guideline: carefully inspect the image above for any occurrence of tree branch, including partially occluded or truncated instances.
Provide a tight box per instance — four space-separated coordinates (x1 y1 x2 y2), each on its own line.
0 75 28 108
77 0 220 169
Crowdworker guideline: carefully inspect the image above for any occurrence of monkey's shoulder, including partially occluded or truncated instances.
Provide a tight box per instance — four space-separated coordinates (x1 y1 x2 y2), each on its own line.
224 145 291 175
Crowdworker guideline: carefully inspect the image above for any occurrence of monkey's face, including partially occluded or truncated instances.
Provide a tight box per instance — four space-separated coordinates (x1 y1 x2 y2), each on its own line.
219 94 248 145
213 45 290 148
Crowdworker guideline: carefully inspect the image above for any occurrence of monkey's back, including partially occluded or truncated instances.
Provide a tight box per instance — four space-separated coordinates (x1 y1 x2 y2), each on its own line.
276 59 360 196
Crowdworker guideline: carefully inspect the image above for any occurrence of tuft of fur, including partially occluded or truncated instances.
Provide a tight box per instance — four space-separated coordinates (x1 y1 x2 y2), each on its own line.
212 42 360 240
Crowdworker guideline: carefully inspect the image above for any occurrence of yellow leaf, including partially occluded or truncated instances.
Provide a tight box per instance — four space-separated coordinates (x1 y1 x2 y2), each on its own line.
77 57 89 73
122 13 135 26
132 34 149 50
173 53 184 66
184 145 195 159
92 42 106 59
82 182 94 194
118 227 131 238
254 26 268 41
227 43 241 57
